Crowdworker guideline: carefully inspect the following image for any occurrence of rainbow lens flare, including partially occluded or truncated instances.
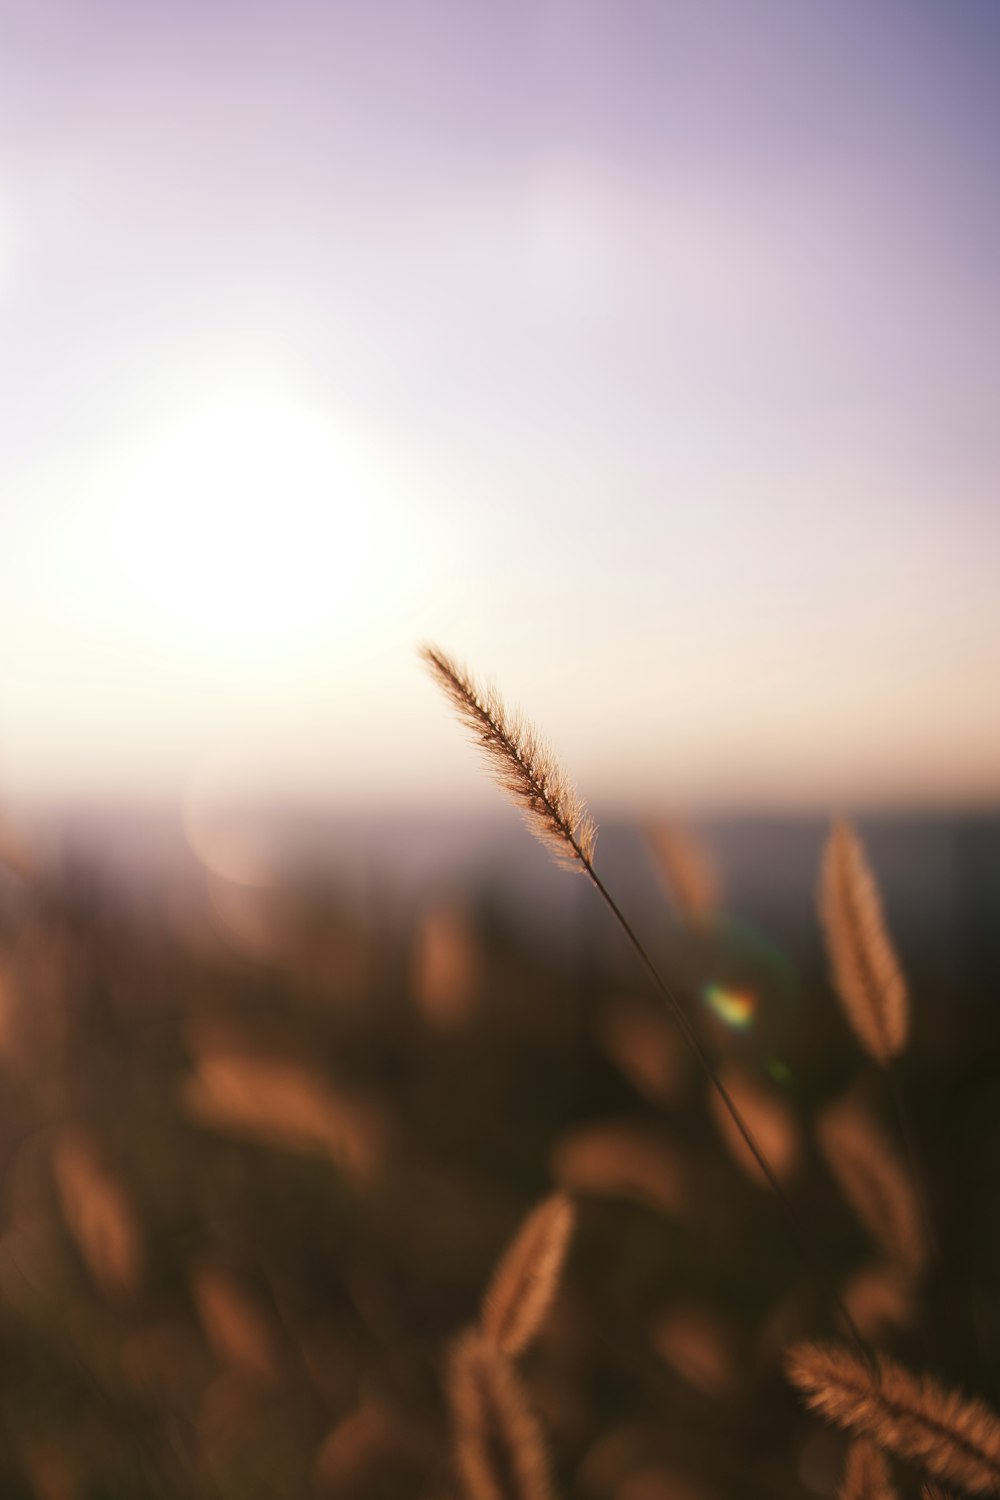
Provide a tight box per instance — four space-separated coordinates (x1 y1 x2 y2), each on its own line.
703 982 756 1030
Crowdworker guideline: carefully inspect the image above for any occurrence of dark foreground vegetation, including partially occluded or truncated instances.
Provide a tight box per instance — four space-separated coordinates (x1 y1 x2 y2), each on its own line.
0 815 998 1500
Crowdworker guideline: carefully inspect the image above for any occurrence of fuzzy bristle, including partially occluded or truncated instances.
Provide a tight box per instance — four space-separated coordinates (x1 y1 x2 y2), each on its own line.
480 1193 575 1358
421 645 597 870
645 820 718 924
819 820 908 1066
447 1331 554 1500
787 1342 1000 1495
818 1096 926 1278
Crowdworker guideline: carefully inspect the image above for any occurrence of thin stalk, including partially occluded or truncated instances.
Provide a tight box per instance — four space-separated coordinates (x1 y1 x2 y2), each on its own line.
420 645 870 1362
884 1061 939 1270
884 1059 962 1367
577 843 870 1363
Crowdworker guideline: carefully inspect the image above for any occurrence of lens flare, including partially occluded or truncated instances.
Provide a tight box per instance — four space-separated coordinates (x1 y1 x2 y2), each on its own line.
697 914 799 1061
703 982 755 1030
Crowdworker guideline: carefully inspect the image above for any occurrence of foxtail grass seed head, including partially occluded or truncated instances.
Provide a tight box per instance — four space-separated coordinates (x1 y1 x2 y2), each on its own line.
421 645 597 870
448 1331 555 1500
818 1097 926 1278
645 819 718 924
841 1262 916 1342
707 1067 801 1189
787 1342 1000 1496
481 1193 575 1359
51 1130 142 1300
819 820 908 1066
549 1120 688 1218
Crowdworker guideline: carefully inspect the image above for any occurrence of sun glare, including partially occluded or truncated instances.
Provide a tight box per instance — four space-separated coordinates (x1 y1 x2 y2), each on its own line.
106 390 378 652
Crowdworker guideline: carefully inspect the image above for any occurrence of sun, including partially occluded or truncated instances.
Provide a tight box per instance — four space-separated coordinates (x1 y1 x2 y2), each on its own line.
107 388 378 652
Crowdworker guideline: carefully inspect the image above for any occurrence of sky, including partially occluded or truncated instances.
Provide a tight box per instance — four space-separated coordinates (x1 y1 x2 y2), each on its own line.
1 0 999 820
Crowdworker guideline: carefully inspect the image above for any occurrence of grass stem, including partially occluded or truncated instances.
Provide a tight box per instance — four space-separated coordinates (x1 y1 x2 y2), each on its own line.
580 847 871 1363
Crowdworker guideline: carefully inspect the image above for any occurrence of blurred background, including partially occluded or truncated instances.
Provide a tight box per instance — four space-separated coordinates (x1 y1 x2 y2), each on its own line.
1 2 999 1497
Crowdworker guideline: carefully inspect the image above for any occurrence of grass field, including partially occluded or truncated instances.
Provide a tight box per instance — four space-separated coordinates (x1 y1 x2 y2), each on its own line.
2 781 999 1498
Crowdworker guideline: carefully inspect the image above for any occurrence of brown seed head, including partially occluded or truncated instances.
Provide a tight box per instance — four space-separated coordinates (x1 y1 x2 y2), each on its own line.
447 1331 554 1500
481 1194 575 1358
645 820 718 924
421 645 597 870
818 1096 925 1277
819 820 908 1065
787 1341 1000 1495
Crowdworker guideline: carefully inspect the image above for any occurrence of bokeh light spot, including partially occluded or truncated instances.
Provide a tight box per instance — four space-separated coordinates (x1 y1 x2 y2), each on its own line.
703 982 756 1030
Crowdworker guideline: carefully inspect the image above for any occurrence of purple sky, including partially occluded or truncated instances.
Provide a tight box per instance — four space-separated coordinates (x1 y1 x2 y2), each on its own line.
1 0 999 815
